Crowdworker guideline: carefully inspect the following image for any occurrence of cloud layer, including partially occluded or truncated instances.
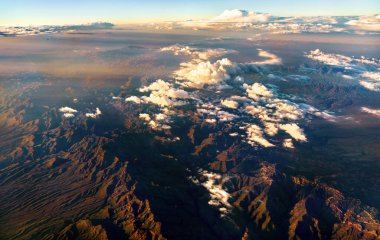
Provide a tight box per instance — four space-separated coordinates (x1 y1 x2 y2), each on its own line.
122 44 331 149
143 10 380 35
306 49 380 92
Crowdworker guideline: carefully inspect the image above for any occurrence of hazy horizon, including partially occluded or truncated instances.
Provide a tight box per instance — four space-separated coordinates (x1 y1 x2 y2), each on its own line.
1 0 380 25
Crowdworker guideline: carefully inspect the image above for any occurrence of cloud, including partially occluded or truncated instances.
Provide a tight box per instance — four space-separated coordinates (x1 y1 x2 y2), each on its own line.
139 113 151 121
142 10 376 34
199 171 231 215
174 58 243 88
346 15 380 31
217 111 239 122
0 22 114 36
141 93 187 107
306 49 380 70
271 102 303 121
254 49 282 65
125 96 142 104
160 44 236 60
59 106 78 118
263 122 279 136
59 106 78 113
360 81 380 92
279 123 307 142
210 9 275 23
123 45 329 150
241 82 322 145
244 82 274 101
246 124 275 148
282 138 294 148
139 112 172 130
63 113 75 118
85 107 102 118
305 49 353 67
205 118 217 124
126 79 192 107
140 79 190 100
306 49 380 92
163 45 281 89
155 113 169 121
361 107 380 117
361 71 380 81
221 99 239 109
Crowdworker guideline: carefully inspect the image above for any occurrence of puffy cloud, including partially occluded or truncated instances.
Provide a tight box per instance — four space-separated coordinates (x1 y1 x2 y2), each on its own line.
174 58 242 88
241 82 323 146
59 106 78 118
211 9 275 23
139 112 172 130
139 113 151 121
361 71 380 81
160 44 236 60
155 113 169 121
283 138 294 149
361 107 380 117
246 124 275 148
126 79 192 107
270 101 303 121
167 44 280 89
221 99 239 109
205 118 217 124
173 55 279 88
244 82 273 101
263 122 279 136
140 79 172 92
63 113 75 118
279 123 307 142
346 15 380 31
140 79 191 101
125 96 142 104
360 81 380 92
59 106 78 113
305 49 353 67
200 171 231 215
245 105 272 121
85 107 101 118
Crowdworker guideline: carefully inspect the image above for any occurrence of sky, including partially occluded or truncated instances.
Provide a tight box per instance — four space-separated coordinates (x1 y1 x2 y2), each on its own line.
1 0 379 25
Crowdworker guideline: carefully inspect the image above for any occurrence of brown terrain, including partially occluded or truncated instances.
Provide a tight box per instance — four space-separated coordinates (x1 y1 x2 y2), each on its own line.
1 69 380 239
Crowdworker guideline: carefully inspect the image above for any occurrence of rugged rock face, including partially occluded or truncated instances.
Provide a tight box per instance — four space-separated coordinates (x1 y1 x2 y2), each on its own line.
190 122 380 239
0 80 165 240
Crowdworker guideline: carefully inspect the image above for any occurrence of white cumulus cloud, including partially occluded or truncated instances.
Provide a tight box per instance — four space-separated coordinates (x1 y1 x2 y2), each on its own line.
211 9 275 23
221 99 239 109
346 15 380 31
85 107 102 118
